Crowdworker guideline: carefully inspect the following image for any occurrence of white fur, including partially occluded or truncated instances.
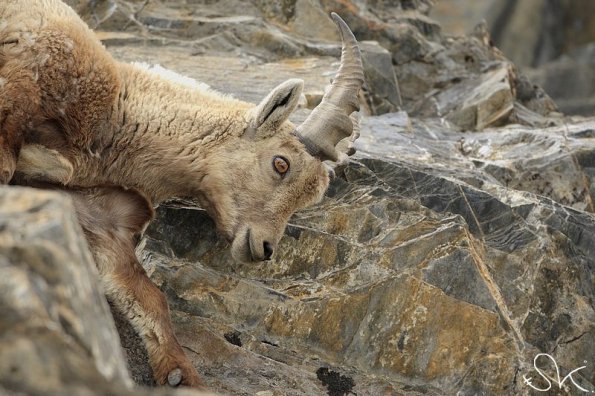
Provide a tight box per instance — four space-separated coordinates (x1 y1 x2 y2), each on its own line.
132 62 212 93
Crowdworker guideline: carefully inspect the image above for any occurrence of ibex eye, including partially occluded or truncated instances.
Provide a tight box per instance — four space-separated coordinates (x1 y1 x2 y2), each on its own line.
273 156 289 176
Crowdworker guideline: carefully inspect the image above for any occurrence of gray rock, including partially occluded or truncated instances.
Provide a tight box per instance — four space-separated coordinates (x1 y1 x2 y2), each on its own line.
324 5 559 125
439 65 514 130
431 0 595 116
486 0 595 68
360 40 402 114
357 113 595 212
0 187 219 395
0 186 131 394
142 150 595 394
525 44 595 116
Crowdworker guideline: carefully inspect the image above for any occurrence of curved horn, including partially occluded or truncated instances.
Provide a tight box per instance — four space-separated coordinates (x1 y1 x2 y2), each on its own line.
295 13 364 162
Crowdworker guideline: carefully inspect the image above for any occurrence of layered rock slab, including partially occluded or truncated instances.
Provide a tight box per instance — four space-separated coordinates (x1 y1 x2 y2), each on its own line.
0 187 216 396
0 187 132 395
358 113 595 212
142 153 594 394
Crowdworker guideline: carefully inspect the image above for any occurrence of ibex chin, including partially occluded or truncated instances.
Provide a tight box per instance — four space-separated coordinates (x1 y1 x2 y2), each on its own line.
1 0 364 388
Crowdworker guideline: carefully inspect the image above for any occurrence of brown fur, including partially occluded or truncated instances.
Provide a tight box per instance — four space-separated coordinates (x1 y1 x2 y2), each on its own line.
1 0 338 388
72 186 203 387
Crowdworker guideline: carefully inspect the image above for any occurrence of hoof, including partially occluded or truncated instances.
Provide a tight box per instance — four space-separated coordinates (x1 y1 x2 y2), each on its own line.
167 368 182 386
15 144 73 184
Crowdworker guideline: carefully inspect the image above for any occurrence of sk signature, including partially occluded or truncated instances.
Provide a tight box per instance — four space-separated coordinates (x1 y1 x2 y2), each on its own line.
523 353 593 393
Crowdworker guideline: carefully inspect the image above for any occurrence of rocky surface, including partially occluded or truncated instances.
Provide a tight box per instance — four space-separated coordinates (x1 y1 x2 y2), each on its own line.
0 187 131 395
138 120 595 394
358 113 595 213
525 44 595 117
0 187 214 395
2 0 595 395
431 0 595 116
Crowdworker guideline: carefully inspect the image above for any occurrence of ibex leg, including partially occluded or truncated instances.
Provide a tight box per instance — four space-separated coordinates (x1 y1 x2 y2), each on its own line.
71 186 205 388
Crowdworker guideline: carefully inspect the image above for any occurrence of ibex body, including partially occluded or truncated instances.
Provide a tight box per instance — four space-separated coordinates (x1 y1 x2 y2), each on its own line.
1 0 363 388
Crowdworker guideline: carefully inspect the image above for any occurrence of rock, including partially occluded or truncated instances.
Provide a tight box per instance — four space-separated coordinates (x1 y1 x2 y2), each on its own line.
63 0 119 29
357 113 595 212
525 44 595 116
360 41 402 114
0 187 218 396
0 186 132 395
315 3 559 126
284 0 338 42
0 187 131 394
142 147 595 394
436 65 514 130
431 0 595 116
486 0 595 68
430 0 497 36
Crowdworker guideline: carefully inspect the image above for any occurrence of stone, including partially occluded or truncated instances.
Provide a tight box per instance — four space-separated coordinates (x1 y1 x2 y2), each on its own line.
285 0 338 42
141 147 595 393
431 0 595 116
0 187 219 396
357 113 595 212
0 186 132 395
486 0 595 68
443 65 514 130
525 45 595 116
360 40 402 114
430 0 497 36
315 4 559 125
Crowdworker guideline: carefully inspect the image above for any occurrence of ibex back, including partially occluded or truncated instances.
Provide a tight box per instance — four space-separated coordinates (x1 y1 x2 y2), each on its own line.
1 0 364 389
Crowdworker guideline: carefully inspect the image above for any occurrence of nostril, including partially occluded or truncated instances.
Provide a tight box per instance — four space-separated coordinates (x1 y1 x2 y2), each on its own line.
263 241 273 260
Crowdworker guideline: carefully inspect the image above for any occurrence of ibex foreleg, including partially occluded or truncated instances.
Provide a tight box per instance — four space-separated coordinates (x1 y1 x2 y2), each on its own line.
0 60 41 184
71 186 205 388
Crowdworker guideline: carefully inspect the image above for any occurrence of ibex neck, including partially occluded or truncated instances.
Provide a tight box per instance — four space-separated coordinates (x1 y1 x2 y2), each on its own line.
96 63 252 204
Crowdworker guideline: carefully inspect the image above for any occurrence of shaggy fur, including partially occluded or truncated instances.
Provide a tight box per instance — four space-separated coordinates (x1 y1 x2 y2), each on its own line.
1 0 360 389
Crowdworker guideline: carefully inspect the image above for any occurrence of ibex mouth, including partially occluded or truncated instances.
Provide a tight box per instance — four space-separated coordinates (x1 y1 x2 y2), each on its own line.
247 228 258 262
248 227 273 262
230 226 263 263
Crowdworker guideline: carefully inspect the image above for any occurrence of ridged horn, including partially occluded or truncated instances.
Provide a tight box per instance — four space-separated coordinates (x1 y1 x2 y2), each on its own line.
295 12 364 162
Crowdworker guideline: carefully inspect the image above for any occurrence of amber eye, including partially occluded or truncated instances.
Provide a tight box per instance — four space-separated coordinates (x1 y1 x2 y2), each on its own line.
273 156 289 176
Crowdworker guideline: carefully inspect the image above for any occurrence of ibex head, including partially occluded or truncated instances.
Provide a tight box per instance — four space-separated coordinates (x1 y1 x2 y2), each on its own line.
201 13 364 263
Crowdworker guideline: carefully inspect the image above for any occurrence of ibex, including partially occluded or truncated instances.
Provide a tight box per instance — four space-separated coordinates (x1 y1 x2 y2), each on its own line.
1 0 364 388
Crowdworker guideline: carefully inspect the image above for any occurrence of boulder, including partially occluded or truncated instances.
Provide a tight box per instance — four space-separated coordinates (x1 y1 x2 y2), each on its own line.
485 0 595 68
360 40 402 115
525 44 595 116
0 187 216 396
0 187 132 395
430 0 595 116
142 146 594 394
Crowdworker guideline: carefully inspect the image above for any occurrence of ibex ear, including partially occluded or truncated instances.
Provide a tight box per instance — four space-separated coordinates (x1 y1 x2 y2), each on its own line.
245 79 303 139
